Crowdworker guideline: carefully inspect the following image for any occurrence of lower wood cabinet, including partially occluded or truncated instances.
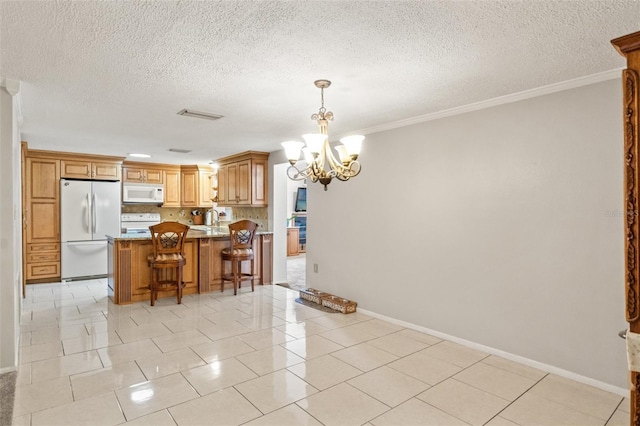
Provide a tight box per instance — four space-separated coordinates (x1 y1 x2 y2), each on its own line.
25 243 60 281
198 234 273 293
287 228 300 256
108 234 273 304
108 239 198 304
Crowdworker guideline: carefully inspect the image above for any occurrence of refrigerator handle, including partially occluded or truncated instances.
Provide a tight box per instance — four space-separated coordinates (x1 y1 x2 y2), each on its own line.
92 192 97 233
86 192 92 234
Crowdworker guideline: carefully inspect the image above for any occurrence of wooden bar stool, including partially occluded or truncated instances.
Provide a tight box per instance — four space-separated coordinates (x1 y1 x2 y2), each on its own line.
221 220 258 295
148 222 189 306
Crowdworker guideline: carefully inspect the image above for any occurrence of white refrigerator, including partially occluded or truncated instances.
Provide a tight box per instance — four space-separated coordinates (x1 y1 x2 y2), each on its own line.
60 179 121 280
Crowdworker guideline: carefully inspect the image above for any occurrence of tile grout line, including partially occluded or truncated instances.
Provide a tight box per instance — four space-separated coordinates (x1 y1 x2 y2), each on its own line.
482 372 549 425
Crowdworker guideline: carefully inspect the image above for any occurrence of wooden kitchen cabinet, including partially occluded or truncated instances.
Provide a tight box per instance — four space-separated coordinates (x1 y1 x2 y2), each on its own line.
163 168 181 207
216 164 229 205
215 151 269 207
287 227 300 256
180 166 198 206
180 165 214 208
61 159 121 181
22 143 125 285
109 232 273 304
259 233 273 285
199 169 215 207
198 233 273 293
23 156 61 282
109 238 198 304
24 157 60 245
25 243 61 280
122 164 163 183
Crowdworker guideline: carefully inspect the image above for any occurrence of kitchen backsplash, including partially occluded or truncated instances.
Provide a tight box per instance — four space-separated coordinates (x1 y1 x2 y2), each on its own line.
230 207 268 229
121 205 269 229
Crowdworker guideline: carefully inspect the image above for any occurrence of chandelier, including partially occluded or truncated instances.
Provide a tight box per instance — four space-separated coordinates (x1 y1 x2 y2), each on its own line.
281 80 364 191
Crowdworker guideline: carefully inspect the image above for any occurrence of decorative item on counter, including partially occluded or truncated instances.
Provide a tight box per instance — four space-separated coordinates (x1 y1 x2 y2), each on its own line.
191 209 203 225
219 211 227 222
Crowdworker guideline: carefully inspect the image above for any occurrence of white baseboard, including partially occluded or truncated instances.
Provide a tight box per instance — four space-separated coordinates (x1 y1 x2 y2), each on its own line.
357 308 628 397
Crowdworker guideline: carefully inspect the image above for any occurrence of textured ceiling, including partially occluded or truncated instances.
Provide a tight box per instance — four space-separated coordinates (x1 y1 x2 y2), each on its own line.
1 1 639 164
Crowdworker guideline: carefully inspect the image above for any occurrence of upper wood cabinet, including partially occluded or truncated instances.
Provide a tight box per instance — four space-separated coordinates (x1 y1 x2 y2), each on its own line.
61 159 121 181
122 165 163 183
163 168 181 207
24 157 60 244
199 168 215 207
180 165 214 208
215 151 269 207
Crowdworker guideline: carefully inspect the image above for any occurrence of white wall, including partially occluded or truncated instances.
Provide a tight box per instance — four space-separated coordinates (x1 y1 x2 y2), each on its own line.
0 79 22 372
306 78 627 389
268 151 289 284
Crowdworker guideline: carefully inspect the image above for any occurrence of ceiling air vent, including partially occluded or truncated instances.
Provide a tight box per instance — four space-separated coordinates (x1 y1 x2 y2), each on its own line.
177 109 224 121
169 148 192 153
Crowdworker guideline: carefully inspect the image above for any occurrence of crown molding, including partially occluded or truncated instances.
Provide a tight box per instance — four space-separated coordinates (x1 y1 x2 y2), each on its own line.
0 77 20 96
338 68 623 139
1 77 23 126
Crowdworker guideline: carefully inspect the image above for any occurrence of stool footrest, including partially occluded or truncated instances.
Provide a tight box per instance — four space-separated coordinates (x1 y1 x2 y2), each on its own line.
221 273 254 280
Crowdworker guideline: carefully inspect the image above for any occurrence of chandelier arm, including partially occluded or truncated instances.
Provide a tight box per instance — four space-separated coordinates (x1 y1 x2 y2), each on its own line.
286 164 308 181
333 161 361 181
325 146 360 180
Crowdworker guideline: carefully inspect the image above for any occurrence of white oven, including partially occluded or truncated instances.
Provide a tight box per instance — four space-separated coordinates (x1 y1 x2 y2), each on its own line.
122 183 164 204
120 213 161 234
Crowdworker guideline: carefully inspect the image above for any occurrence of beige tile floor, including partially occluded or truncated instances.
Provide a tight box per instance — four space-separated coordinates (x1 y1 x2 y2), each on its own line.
12 278 629 426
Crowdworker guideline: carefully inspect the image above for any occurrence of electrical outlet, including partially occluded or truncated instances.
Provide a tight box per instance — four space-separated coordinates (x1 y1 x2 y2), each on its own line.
313 264 318 273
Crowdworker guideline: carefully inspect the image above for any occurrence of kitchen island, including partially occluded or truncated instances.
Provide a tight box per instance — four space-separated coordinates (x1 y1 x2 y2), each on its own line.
106 227 273 304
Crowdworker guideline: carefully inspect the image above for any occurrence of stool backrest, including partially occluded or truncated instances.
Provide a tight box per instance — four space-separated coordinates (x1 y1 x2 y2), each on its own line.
149 222 190 257
228 220 258 251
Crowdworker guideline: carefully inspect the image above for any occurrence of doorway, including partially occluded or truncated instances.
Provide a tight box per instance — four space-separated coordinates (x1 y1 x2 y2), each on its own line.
272 163 307 289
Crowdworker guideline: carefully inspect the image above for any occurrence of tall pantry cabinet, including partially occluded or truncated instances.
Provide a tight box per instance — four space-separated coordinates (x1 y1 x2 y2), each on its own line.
23 154 60 282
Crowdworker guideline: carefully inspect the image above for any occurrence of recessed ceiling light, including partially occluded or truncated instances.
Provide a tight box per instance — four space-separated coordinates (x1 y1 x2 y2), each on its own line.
128 153 151 158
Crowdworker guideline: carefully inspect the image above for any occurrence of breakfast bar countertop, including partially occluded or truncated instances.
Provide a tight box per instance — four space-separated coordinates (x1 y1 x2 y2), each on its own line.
107 226 273 241
107 225 274 304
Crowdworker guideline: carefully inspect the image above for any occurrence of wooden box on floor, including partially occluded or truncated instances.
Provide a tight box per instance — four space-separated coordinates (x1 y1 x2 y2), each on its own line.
321 295 357 314
299 288 330 304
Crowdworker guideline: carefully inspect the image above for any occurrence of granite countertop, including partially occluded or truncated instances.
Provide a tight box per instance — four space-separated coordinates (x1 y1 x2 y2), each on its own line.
107 225 272 241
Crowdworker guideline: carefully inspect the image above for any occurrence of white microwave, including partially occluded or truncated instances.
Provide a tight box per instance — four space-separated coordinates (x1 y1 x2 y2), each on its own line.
122 183 164 204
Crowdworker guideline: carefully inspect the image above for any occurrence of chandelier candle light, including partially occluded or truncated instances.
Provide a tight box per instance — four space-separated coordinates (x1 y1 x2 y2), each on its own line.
281 80 364 191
